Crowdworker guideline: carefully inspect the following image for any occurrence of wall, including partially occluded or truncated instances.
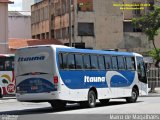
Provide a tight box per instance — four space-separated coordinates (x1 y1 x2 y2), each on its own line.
8 16 31 39
75 0 124 50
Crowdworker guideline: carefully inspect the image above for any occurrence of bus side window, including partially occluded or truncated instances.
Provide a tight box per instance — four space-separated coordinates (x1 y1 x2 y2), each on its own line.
117 56 125 70
67 54 75 69
59 53 63 69
83 55 91 69
98 56 105 70
90 55 98 70
126 57 135 70
62 53 68 69
111 56 118 70
75 54 83 69
105 55 112 69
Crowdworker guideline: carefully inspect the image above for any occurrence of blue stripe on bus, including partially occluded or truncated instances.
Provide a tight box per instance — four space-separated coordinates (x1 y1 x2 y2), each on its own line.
59 70 135 89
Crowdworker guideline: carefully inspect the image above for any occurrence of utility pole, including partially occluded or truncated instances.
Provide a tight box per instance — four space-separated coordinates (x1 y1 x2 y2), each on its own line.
48 0 51 39
69 0 72 47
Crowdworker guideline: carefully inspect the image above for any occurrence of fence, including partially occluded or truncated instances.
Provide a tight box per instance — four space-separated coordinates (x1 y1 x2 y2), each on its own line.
147 68 160 88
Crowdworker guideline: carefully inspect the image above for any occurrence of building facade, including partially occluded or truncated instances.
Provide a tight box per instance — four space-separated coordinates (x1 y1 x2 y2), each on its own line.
8 11 32 39
31 0 159 53
31 0 50 39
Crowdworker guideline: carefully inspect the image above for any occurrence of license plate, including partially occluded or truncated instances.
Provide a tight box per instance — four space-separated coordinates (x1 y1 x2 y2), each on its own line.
31 86 38 90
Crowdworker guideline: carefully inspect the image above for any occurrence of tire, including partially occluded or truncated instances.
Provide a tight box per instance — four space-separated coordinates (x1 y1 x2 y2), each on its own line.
99 99 110 105
50 101 66 110
87 90 96 108
126 88 138 103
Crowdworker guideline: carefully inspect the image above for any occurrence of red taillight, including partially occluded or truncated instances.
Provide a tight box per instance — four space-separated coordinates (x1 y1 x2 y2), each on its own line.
54 76 58 84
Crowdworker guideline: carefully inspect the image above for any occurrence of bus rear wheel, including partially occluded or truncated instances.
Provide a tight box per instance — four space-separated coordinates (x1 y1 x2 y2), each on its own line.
88 90 96 108
80 90 97 108
126 88 138 103
99 99 110 105
50 101 66 110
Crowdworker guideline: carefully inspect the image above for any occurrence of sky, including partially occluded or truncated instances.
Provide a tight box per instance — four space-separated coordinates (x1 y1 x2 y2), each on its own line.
8 0 22 11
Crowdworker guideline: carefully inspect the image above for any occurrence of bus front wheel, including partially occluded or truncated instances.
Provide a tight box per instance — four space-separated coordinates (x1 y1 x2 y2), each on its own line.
126 88 138 103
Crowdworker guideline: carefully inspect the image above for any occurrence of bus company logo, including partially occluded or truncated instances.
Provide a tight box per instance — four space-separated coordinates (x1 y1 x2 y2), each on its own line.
84 76 105 83
7 84 15 93
18 56 45 62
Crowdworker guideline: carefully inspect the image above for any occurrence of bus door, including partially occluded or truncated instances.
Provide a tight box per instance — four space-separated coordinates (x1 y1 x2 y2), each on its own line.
136 57 148 95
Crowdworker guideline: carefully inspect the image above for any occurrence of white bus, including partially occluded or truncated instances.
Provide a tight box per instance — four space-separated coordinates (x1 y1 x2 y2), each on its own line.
15 45 148 109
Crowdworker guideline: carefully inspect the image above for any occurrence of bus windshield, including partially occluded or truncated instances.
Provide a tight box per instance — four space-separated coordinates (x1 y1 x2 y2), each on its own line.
0 56 14 71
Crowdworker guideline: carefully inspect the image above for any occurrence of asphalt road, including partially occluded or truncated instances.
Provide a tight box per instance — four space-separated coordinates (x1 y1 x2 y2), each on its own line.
0 96 160 120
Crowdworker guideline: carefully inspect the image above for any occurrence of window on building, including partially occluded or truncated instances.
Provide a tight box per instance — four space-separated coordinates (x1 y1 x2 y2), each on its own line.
67 54 75 69
112 56 118 70
62 28 67 38
125 57 135 70
90 55 98 69
55 29 61 39
44 6 49 20
40 8 44 21
148 2 154 11
123 22 142 32
62 0 66 15
98 56 105 70
78 23 94 36
132 2 141 15
51 30 54 39
83 55 91 69
46 32 49 39
55 1 61 16
75 54 83 69
77 0 93 11
105 55 112 69
117 56 125 70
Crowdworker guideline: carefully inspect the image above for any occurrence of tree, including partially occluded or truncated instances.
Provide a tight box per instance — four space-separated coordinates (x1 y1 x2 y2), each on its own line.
132 6 160 62
132 6 160 93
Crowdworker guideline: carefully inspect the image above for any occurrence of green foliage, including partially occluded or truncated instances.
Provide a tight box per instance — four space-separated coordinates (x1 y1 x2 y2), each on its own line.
148 48 160 61
132 6 160 42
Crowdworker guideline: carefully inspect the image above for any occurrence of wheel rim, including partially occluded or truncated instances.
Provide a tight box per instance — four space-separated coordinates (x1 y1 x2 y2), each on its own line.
89 93 95 106
132 91 137 100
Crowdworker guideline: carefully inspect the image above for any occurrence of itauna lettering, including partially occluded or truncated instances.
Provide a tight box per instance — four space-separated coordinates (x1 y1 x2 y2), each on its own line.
84 76 105 83
18 56 45 62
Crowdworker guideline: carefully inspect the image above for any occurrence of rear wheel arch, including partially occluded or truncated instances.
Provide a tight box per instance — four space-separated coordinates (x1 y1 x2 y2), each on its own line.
133 85 139 96
89 87 98 99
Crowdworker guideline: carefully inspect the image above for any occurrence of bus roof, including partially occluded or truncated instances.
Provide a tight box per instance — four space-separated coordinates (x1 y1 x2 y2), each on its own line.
17 44 142 57
55 46 142 57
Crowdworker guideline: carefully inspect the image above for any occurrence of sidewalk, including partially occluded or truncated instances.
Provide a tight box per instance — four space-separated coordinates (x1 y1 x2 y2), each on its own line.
147 87 160 97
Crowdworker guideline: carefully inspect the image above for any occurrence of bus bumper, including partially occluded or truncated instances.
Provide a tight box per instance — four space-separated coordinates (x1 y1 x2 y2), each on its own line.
16 92 59 102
